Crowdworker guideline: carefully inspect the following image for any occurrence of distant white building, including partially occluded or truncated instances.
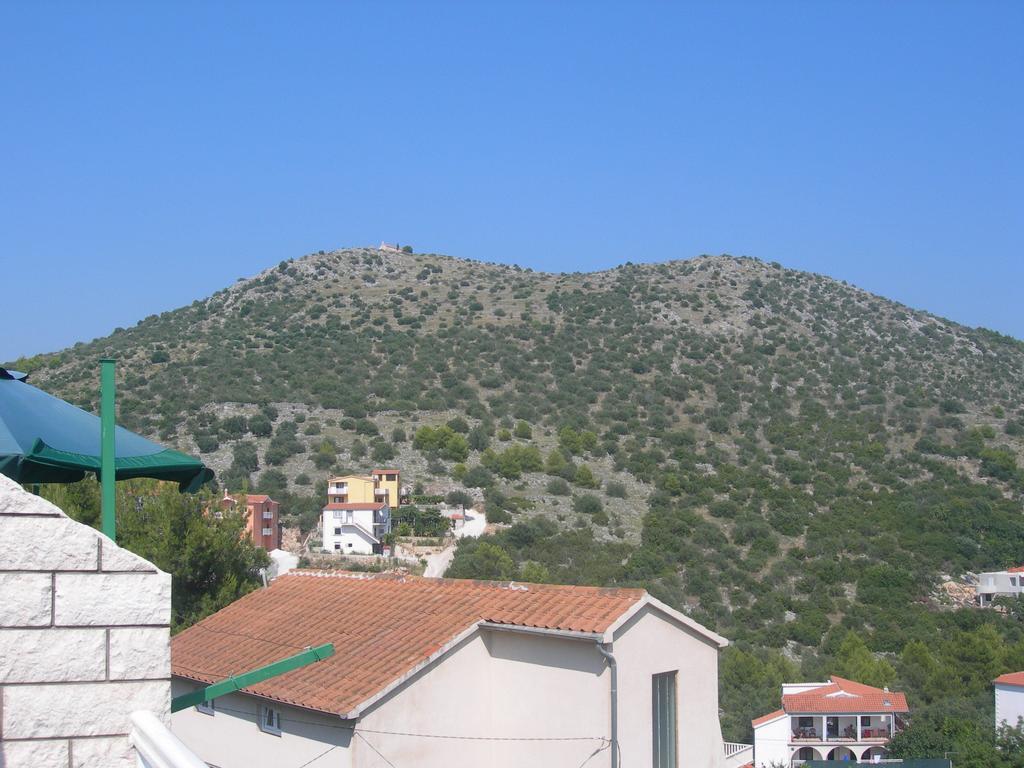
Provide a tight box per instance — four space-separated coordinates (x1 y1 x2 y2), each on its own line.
321 501 390 555
976 567 1024 605
267 548 299 580
995 672 1024 730
752 676 909 766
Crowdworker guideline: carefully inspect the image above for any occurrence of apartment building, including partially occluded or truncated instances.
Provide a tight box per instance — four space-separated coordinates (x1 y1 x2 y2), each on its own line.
327 469 402 508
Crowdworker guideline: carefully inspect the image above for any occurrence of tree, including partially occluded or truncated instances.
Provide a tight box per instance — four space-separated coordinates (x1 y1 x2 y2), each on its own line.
831 632 896 689
44 479 268 631
446 541 514 581
574 464 599 489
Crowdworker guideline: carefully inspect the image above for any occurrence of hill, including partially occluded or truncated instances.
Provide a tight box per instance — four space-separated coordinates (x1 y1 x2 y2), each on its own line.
10 247 1024 740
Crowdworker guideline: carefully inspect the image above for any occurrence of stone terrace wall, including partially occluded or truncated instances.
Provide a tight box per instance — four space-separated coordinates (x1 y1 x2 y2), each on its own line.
0 475 172 767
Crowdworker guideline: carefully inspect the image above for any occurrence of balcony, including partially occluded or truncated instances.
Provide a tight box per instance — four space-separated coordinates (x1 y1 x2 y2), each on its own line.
131 710 207 768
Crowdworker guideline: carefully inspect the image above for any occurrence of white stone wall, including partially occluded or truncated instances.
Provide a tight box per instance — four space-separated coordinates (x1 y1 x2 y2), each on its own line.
0 475 172 767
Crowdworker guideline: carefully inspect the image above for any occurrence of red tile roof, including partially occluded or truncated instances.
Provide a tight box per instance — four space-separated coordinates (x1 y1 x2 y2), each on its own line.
780 676 908 714
995 671 1024 687
372 468 399 474
752 709 786 727
323 502 387 511
172 571 648 716
1008 566 1024 574
246 494 274 504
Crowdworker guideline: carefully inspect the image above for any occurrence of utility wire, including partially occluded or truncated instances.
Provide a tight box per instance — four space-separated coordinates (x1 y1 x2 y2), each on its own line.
209 702 607 742
295 744 338 768
354 731 399 768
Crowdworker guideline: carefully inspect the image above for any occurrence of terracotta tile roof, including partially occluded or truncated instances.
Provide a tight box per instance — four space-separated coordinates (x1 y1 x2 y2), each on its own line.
995 671 1024 686
246 494 273 504
172 571 646 716
752 708 786 727
371 468 399 474
780 676 908 714
323 502 387 511
1008 566 1024 574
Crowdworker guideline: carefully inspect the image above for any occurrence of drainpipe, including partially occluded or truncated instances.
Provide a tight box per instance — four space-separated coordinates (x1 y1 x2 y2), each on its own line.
595 642 618 768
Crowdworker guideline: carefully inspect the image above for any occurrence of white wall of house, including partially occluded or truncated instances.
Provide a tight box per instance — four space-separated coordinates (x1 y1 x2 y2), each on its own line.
0 475 172 768
996 683 1024 730
171 685 354 768
752 715 789 768
612 604 726 768
322 508 387 555
171 603 729 768
977 571 1024 603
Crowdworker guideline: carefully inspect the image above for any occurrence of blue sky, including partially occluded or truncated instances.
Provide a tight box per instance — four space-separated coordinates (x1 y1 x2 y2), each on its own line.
2 1 1021 361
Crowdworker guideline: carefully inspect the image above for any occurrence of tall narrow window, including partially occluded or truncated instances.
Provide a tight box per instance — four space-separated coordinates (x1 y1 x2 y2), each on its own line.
652 671 678 768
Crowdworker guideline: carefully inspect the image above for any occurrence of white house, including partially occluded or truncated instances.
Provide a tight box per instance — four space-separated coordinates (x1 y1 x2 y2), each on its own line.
995 672 1024 730
752 676 909 766
976 567 1024 605
322 501 390 555
171 570 731 768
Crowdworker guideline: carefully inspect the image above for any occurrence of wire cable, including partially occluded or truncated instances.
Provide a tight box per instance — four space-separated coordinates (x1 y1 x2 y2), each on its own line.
295 744 338 768
354 731 399 768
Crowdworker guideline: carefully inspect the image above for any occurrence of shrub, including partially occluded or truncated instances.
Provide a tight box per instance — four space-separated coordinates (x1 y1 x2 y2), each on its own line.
605 480 627 498
573 494 603 515
546 477 571 495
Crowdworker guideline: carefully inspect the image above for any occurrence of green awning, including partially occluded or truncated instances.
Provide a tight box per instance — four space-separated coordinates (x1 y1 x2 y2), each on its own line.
0 367 212 492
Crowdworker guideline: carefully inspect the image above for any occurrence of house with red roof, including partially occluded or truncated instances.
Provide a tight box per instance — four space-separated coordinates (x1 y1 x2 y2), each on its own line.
994 671 1024 731
221 492 281 550
171 571 731 768
751 676 909 766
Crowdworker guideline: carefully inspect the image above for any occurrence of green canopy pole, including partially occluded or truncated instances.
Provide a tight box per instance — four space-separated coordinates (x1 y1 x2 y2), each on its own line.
171 643 335 712
100 359 116 540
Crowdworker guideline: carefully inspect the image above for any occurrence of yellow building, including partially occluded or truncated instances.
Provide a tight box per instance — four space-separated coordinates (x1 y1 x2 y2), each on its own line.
327 469 403 508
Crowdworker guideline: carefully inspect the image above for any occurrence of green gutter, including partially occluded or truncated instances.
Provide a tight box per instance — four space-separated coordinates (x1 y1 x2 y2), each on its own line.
100 359 116 540
171 643 335 713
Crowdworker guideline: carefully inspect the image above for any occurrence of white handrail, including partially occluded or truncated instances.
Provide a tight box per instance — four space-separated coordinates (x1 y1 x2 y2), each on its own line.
130 710 207 768
724 741 753 756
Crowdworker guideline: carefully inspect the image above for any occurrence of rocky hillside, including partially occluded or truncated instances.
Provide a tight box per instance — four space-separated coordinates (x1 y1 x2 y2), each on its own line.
10 247 1024 653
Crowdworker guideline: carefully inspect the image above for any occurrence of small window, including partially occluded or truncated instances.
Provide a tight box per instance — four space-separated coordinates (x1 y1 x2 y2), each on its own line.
195 698 214 716
334 527 342 535
263 510 273 519
347 542 353 548
260 705 281 735
334 542 341 550
1013 577 1018 587
652 671 677 768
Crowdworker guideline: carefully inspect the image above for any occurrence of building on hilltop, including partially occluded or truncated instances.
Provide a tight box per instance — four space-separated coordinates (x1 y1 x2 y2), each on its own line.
976 566 1024 605
378 242 402 253
751 676 909 766
322 501 391 555
171 571 731 768
220 492 281 550
995 672 1024 731
327 469 404 508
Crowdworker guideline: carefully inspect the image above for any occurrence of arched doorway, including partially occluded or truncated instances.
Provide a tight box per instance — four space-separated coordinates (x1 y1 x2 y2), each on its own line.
860 745 888 762
827 745 857 761
792 746 824 764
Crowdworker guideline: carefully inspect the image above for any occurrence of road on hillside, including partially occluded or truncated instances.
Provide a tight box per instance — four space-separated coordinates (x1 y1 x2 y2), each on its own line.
424 509 487 578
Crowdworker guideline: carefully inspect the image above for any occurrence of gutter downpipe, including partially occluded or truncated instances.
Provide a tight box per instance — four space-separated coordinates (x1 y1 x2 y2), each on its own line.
595 642 618 768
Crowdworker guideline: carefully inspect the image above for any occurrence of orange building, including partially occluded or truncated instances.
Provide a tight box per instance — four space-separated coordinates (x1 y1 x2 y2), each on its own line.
220 492 281 550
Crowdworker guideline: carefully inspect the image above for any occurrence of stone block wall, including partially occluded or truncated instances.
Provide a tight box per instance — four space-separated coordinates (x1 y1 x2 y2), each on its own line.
0 475 172 767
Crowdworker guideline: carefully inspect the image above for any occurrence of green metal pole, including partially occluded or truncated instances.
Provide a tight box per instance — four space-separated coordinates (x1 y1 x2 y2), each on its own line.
171 643 335 712
100 358 116 540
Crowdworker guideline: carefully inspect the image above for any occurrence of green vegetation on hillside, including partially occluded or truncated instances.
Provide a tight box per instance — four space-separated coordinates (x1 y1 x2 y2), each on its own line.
11 247 1024 755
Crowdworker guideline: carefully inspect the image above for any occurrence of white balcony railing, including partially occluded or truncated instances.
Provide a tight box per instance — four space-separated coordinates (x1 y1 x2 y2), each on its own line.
130 710 207 768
